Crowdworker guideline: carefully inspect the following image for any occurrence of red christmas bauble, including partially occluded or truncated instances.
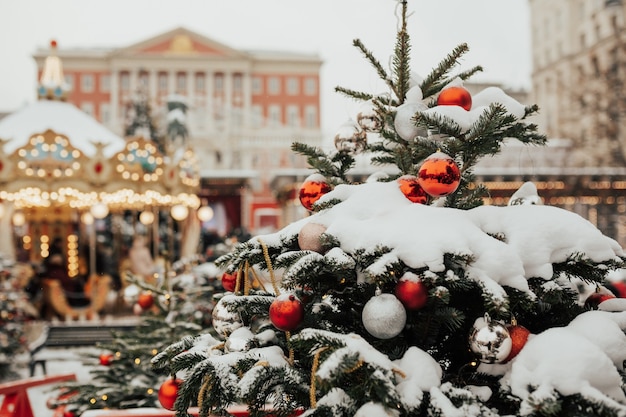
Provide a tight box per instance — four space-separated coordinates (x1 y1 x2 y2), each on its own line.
269 293 304 331
63 411 76 417
158 378 182 411
436 86 472 111
99 352 114 366
394 277 428 310
417 152 461 197
299 174 331 211
608 281 626 298
504 324 530 362
397 175 429 204
221 272 237 292
585 291 616 309
137 292 154 309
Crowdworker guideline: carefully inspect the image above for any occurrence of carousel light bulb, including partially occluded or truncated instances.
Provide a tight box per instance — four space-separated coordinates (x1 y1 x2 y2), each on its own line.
81 212 94 225
139 211 155 225
197 205 214 222
91 203 109 219
170 204 189 221
12 211 25 226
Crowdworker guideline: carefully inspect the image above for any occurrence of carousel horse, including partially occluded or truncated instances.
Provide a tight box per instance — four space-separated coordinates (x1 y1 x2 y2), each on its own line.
41 273 113 320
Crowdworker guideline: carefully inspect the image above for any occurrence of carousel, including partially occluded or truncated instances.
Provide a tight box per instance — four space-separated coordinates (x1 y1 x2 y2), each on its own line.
0 42 204 320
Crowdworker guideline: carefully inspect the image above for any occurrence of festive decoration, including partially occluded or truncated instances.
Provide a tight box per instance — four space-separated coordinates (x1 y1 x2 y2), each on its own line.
356 100 381 132
99 352 114 366
334 120 368 154
585 290 616 309
436 85 472 111
394 102 427 141
158 378 182 411
137 291 154 310
221 272 237 292
362 291 407 339
417 151 461 197
394 274 428 310
468 315 512 364
299 174 332 211
397 175 429 204
298 223 328 253
122 284 140 306
504 323 530 362
269 293 304 332
508 181 543 206
607 281 626 298
212 297 243 337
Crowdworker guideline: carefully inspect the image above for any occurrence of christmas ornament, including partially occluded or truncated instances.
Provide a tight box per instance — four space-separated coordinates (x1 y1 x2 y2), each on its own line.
212 297 243 337
504 323 530 362
356 100 381 132
158 378 182 411
99 352 114 366
437 86 472 111
508 181 542 206
122 284 140 306
362 291 407 339
394 102 427 141
137 291 154 309
405 85 423 103
468 315 512 364
269 293 304 332
299 174 332 211
394 274 428 310
397 175 429 204
585 290 616 309
298 222 328 253
221 272 237 292
334 120 368 154
417 152 461 197
607 281 626 298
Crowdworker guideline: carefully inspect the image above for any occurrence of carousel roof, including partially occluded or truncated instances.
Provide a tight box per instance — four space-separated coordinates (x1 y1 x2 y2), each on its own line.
0 100 125 158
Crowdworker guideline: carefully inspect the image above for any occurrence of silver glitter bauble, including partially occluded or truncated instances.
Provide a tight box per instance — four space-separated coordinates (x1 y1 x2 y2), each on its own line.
394 102 428 141
334 120 367 155
468 316 512 364
362 293 407 339
122 284 140 306
356 100 381 132
298 222 327 253
212 297 243 337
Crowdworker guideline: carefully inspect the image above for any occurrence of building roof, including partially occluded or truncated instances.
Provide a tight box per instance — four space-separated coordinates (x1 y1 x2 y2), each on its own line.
0 100 125 158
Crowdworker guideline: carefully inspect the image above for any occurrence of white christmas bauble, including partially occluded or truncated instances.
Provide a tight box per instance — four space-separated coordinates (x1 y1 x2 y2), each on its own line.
405 85 423 103
122 284 140 306
298 222 327 253
212 298 243 337
362 293 407 339
334 120 368 155
355 100 381 132
394 102 427 141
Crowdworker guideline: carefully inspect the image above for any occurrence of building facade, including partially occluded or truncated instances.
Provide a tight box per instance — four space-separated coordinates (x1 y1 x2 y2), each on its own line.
33 27 323 238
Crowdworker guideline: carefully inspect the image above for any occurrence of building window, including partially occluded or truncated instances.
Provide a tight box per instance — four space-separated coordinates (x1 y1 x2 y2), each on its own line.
287 105 299 127
268 105 281 126
195 72 205 92
268 76 280 95
100 103 110 123
214 73 224 93
176 72 187 93
100 74 110 92
81 102 94 116
287 77 299 95
304 105 318 128
304 77 317 95
120 72 130 91
158 72 168 92
80 74 94 93
251 105 263 127
252 77 262 94
233 73 243 92
64 74 74 90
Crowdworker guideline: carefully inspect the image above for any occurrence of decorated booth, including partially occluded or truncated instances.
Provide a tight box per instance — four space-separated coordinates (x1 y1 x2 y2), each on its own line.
0 42 201 319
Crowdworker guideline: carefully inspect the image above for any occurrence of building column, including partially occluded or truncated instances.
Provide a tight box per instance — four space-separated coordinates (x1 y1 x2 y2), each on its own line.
110 68 120 134
243 71 252 128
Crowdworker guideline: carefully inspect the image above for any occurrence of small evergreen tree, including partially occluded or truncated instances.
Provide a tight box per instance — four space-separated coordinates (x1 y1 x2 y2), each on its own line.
153 3 626 416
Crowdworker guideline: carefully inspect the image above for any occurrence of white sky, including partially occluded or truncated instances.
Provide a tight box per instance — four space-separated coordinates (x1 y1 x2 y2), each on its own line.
0 0 532 136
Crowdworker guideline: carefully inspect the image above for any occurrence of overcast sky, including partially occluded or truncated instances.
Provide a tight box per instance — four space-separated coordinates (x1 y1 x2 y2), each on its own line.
0 0 531 135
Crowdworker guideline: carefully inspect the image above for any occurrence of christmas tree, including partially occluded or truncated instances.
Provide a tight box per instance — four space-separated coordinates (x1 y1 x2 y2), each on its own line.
52 260 219 416
153 2 626 416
